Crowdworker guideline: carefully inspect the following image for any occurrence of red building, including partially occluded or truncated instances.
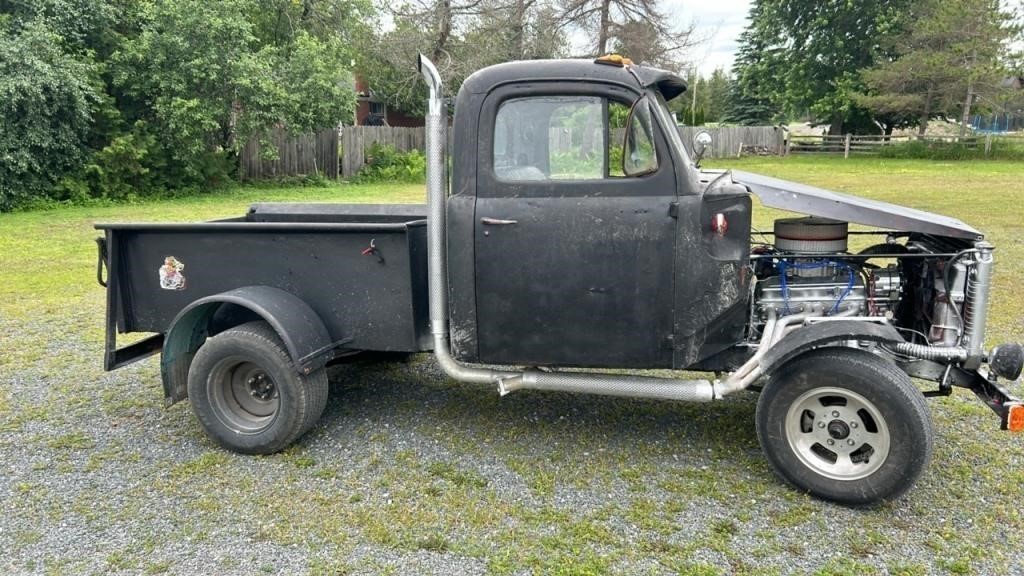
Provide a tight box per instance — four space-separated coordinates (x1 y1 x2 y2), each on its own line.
354 76 424 127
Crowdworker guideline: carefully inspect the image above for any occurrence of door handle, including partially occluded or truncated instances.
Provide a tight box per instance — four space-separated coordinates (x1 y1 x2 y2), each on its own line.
480 217 518 226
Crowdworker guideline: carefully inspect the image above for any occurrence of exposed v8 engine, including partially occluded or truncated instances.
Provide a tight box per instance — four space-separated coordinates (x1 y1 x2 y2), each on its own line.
752 217 902 322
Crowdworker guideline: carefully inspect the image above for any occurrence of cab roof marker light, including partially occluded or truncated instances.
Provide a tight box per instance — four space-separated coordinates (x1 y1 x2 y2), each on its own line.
595 54 633 67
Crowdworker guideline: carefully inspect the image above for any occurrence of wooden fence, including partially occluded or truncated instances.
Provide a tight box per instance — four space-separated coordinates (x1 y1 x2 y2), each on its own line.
678 126 786 158
239 127 339 180
340 125 428 178
239 125 787 181
788 134 990 157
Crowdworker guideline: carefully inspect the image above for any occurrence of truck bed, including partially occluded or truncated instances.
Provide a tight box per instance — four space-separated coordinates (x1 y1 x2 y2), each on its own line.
96 203 430 370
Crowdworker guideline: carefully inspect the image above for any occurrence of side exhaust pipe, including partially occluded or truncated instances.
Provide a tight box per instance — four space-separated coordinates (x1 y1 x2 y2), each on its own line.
499 371 714 402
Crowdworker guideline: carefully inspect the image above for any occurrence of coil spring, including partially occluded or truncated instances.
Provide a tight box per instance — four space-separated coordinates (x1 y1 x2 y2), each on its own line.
962 269 978 345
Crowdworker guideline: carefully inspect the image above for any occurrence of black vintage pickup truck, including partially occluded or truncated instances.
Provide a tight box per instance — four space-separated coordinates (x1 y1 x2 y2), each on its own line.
96 55 1023 505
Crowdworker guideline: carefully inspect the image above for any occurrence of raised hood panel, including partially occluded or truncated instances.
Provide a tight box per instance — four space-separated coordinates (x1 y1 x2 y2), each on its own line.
727 170 982 240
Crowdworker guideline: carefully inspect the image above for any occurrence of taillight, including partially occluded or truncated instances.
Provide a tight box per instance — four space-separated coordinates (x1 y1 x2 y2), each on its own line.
711 213 728 236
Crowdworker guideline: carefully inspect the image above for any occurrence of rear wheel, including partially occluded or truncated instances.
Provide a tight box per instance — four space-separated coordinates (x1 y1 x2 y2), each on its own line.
188 321 328 454
756 347 933 505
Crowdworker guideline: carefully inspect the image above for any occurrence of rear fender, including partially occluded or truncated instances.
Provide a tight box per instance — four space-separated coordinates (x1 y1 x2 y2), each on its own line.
160 286 340 406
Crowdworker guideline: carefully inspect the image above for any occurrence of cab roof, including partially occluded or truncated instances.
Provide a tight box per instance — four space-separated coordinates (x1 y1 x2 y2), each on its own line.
458 59 688 101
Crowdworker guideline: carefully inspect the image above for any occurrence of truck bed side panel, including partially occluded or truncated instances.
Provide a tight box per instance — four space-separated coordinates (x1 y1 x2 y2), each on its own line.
104 222 429 353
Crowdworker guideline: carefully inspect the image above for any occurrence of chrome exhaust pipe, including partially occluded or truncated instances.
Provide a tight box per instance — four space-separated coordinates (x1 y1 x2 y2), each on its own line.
419 54 517 385
499 371 714 402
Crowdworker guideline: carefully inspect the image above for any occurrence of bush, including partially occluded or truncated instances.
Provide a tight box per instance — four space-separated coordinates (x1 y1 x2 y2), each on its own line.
355 143 426 183
55 124 163 202
877 138 1024 161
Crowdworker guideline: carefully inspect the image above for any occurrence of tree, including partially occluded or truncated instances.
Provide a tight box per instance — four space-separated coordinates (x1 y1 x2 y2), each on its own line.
359 0 700 117
664 69 724 125
112 0 270 182
0 22 102 209
560 0 697 67
857 0 1020 136
702 68 730 123
112 0 357 184
611 18 673 69
359 0 566 116
264 32 361 135
947 0 1020 136
463 0 566 65
781 0 909 134
731 0 911 133
0 0 118 55
247 0 372 49
723 1 784 125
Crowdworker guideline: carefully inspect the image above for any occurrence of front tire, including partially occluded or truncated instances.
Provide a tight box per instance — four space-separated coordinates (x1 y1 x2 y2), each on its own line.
756 347 933 505
187 321 328 455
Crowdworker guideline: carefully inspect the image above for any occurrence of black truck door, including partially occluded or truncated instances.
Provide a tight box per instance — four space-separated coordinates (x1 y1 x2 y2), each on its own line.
473 86 678 368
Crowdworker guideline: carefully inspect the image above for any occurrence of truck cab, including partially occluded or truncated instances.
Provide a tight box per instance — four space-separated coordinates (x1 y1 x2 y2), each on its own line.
444 58 751 370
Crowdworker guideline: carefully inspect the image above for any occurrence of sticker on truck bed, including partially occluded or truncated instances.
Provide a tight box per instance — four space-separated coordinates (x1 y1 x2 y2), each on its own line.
159 256 186 290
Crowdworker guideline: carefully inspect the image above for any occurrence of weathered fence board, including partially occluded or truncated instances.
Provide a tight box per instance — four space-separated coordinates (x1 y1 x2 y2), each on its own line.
678 126 786 158
340 126 429 178
241 125 787 181
789 134 981 155
240 127 339 180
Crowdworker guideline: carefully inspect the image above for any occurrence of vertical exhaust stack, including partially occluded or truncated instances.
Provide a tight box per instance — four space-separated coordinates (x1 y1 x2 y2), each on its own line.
418 55 516 385
417 54 448 339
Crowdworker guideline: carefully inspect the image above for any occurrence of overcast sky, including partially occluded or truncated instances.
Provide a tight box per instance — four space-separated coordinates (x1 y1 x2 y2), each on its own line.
566 0 753 76
665 0 752 75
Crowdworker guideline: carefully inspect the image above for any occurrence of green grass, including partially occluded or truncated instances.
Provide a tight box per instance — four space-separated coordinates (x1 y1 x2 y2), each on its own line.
2 162 1024 574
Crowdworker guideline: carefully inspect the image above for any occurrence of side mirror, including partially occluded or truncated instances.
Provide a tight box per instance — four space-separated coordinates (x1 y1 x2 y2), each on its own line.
693 131 712 167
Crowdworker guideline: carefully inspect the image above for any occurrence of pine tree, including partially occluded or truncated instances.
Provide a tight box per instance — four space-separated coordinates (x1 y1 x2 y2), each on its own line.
723 1 782 125
856 0 1020 136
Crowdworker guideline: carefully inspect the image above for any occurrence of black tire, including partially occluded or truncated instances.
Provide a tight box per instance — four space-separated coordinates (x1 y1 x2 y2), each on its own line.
755 347 933 505
187 321 328 455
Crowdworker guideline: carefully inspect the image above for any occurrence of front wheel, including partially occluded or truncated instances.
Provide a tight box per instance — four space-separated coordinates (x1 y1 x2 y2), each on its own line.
756 347 933 505
187 321 328 455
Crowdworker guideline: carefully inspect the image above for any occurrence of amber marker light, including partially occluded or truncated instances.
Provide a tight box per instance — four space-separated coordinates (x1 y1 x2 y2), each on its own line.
1008 404 1024 432
595 54 633 67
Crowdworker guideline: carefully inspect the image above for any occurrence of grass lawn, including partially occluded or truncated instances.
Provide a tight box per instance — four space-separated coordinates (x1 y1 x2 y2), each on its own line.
1 157 1023 575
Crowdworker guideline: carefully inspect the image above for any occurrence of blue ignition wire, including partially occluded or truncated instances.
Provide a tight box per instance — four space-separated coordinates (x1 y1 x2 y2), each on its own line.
777 259 856 316
830 262 856 315
779 260 790 315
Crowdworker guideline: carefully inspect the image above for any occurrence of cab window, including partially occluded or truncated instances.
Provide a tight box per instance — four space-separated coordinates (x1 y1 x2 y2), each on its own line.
493 95 656 181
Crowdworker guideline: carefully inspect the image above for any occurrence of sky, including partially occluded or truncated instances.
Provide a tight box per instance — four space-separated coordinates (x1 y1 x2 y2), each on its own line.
665 0 753 76
566 0 753 77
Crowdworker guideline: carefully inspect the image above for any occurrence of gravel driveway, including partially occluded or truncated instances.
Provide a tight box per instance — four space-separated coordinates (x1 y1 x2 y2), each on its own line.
2 295 1024 576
